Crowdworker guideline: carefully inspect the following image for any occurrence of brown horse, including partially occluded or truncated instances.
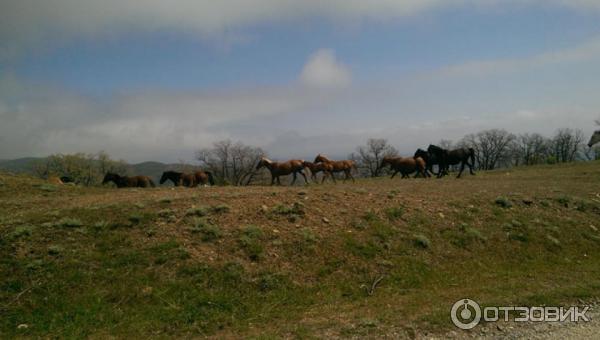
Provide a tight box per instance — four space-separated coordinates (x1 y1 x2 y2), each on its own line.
314 154 356 183
256 157 308 185
302 161 335 183
102 172 155 188
379 156 427 179
193 170 215 186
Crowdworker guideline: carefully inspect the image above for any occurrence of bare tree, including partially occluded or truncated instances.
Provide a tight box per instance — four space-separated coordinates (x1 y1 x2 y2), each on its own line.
550 128 584 163
33 152 128 185
197 139 264 185
461 129 515 170
512 133 550 166
353 138 398 177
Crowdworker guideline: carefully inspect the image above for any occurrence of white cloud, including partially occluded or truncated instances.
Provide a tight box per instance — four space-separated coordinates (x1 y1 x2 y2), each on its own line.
299 49 351 89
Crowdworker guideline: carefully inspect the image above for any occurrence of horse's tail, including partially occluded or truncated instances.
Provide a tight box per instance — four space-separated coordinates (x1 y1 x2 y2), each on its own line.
205 171 215 186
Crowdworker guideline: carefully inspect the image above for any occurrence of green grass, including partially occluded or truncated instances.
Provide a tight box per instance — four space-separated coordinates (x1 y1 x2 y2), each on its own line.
2 161 600 337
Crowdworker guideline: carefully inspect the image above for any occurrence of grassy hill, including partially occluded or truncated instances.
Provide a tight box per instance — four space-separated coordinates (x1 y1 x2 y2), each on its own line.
0 157 43 174
1 162 600 337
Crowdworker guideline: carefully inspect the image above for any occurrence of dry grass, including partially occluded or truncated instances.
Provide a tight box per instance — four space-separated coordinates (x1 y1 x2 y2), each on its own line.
1 161 600 337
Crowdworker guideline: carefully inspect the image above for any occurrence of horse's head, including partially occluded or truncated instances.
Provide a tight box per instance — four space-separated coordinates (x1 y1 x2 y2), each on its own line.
159 171 174 184
314 154 328 163
256 157 270 170
414 149 428 159
102 172 119 185
589 130 600 147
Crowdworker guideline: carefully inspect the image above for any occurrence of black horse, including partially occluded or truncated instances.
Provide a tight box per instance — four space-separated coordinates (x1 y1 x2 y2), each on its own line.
414 148 442 177
427 144 476 178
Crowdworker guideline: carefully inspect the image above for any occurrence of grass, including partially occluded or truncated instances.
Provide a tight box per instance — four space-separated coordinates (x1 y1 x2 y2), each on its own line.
2 161 600 337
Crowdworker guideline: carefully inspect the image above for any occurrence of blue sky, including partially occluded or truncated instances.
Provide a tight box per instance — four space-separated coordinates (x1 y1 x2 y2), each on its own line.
1 1 600 162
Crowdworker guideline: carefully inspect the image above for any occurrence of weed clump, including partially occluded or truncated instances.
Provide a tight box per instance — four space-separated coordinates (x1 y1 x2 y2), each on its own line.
494 196 512 208
191 218 222 242
211 204 231 214
186 207 208 217
413 234 430 249
9 226 35 239
239 225 264 261
56 218 83 228
385 206 404 221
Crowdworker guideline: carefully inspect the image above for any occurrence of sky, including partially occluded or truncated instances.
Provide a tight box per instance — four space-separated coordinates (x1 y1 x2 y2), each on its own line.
1 1 600 163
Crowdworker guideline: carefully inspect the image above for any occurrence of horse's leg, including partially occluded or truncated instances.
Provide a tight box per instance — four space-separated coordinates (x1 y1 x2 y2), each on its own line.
457 162 465 178
270 175 275 186
330 171 337 184
300 170 308 184
291 172 297 185
390 170 398 179
468 160 476 175
346 169 355 183
277 176 282 185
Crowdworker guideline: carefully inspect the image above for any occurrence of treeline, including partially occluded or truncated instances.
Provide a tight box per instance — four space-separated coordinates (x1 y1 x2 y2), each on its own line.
34 152 130 186
351 128 598 177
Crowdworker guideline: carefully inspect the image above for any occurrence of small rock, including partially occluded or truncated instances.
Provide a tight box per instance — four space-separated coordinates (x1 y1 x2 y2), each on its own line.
522 198 534 206
272 229 279 233
260 205 268 213
322 217 330 224
497 324 504 332
17 324 28 329
590 224 598 231
141 286 153 296
438 212 445 218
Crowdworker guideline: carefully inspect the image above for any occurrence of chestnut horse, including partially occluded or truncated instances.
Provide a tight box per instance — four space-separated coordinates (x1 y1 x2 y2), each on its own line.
256 157 308 185
302 161 335 183
102 172 155 188
314 154 356 183
379 156 427 179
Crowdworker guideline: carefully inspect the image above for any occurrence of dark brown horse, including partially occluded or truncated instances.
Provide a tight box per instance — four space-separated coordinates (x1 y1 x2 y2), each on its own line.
102 172 155 188
379 156 427 179
313 154 356 183
302 161 335 183
160 170 215 187
256 157 308 185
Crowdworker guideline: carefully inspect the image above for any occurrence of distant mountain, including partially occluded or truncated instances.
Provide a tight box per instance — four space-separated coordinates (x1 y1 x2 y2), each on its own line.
0 157 179 181
0 157 44 174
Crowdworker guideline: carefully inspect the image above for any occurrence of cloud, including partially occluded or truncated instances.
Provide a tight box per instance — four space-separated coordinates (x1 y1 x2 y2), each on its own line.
436 35 600 78
299 49 351 89
5 0 600 59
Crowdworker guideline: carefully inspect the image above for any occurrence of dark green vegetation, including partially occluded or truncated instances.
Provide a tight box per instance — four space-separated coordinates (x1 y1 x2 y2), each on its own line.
1 161 600 337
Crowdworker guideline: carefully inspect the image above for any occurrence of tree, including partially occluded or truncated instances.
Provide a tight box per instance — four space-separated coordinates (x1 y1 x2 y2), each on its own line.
197 140 265 185
353 138 398 177
33 152 129 186
512 133 550 166
550 128 584 163
461 129 515 170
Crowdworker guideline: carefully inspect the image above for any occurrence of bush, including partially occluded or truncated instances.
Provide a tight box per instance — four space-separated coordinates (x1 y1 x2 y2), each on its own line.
239 226 264 261
191 219 222 242
211 204 231 214
384 206 404 221
413 234 430 249
494 197 512 208
186 207 208 217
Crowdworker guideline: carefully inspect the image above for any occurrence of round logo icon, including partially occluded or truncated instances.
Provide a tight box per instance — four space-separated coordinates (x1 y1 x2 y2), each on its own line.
451 298 481 330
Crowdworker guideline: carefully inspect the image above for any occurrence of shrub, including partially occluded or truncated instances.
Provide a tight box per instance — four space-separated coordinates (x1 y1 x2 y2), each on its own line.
211 204 231 214
413 234 430 249
494 197 512 208
384 206 404 221
9 226 35 239
186 207 208 217
128 214 142 224
191 219 222 242
239 225 264 261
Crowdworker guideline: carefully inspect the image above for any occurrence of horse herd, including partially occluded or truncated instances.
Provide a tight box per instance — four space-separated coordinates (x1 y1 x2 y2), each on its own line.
100 144 477 188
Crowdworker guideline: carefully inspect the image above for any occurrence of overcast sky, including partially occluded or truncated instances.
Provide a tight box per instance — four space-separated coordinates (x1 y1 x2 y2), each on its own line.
1 1 600 163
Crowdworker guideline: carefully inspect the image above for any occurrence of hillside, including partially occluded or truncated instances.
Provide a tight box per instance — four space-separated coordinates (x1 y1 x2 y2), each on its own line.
1 162 600 338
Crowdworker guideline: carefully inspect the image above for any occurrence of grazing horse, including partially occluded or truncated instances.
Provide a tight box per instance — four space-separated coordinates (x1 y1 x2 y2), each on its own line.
427 144 476 178
102 172 155 188
414 148 441 177
589 130 600 147
256 157 308 185
313 154 356 183
380 156 427 179
302 161 335 183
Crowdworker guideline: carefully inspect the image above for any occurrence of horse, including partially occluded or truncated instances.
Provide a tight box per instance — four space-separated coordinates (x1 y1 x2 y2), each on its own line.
414 148 441 177
427 144 476 178
193 170 215 186
302 161 335 183
379 156 427 179
589 130 600 147
102 172 155 188
256 157 308 185
313 154 356 183
159 171 195 187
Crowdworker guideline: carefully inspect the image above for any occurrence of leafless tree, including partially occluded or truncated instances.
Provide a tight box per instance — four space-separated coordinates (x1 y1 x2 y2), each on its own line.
550 128 584 163
197 139 265 185
34 152 128 185
512 133 550 166
461 129 515 170
352 138 398 177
